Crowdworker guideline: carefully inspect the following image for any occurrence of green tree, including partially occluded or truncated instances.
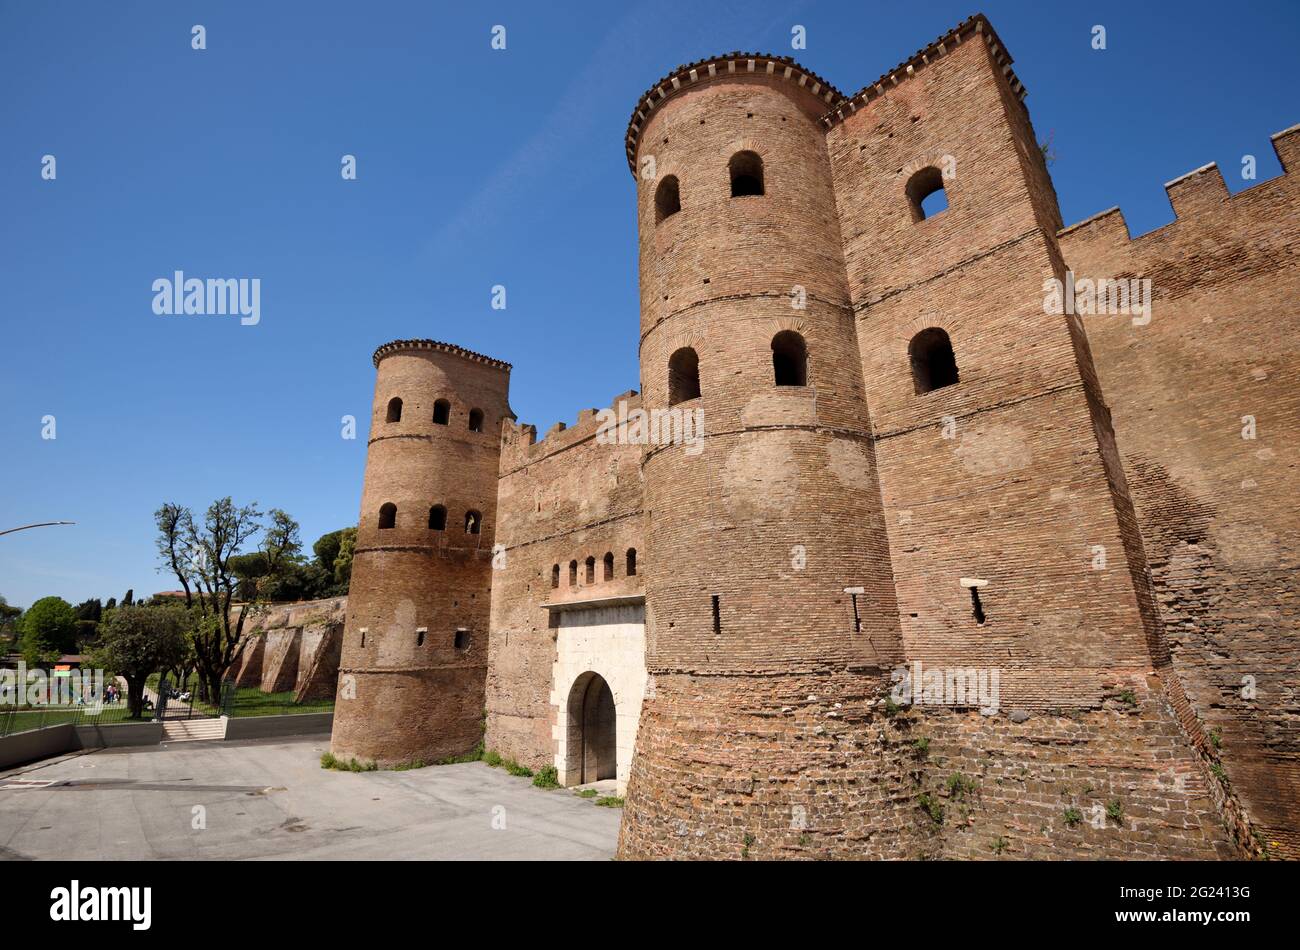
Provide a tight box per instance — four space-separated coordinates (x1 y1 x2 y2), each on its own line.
88 604 189 718
332 527 356 590
18 596 78 664
262 509 302 578
312 529 346 574
0 595 23 652
155 497 263 703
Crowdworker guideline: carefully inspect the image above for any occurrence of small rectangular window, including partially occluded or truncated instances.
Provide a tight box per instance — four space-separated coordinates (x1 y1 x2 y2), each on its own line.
711 595 721 635
416 627 427 647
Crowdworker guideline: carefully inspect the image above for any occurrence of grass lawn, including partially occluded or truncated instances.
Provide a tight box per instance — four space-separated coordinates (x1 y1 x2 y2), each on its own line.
225 687 333 718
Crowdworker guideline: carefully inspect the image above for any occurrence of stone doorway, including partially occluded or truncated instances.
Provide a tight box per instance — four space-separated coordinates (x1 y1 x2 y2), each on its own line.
565 671 617 785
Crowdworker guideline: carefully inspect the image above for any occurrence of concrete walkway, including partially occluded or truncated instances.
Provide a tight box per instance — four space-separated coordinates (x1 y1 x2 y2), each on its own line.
0 735 620 860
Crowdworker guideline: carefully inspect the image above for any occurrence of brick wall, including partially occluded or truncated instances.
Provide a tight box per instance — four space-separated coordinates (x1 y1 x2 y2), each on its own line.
1060 128 1300 857
329 342 510 766
485 395 646 771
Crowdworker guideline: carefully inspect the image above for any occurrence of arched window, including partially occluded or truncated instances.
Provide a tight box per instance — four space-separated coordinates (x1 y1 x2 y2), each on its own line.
603 552 614 581
668 347 701 405
655 175 681 222
771 331 807 387
906 166 948 221
583 556 596 584
551 564 560 589
464 509 482 534
729 151 764 197
385 397 402 423
433 399 450 425
626 548 637 576
378 503 396 530
428 505 446 531
569 560 578 586
909 328 960 394
468 408 484 432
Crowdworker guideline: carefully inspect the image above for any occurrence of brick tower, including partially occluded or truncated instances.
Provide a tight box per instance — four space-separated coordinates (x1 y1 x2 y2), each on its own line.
618 55 917 859
329 339 511 766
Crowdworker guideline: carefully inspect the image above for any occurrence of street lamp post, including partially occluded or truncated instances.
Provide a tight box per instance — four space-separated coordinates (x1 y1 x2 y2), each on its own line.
0 521 76 537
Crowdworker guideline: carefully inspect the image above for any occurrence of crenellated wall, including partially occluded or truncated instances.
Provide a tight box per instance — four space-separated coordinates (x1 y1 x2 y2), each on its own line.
231 597 345 702
1060 126 1300 858
326 13 1295 860
486 392 647 777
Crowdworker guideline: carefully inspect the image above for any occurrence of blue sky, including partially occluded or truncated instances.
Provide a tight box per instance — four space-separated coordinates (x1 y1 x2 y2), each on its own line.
2 0 1296 609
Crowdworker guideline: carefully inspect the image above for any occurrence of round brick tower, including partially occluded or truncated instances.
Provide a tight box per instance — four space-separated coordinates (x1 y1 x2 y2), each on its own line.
618 55 916 858
329 339 511 767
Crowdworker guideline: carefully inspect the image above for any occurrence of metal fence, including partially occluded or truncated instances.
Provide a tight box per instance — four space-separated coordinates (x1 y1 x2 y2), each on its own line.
3 676 332 737
0 700 136 739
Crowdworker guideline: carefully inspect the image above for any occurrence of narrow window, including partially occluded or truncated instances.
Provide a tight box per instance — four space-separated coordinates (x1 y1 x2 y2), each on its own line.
626 548 637 576
711 594 721 635
551 564 560 589
416 627 427 647
970 588 986 625
454 629 470 651
428 505 446 530
668 347 700 405
468 408 484 432
906 166 948 222
584 556 596 584
359 627 367 648
771 331 807 386
386 397 402 423
729 150 764 197
378 503 396 530
464 510 482 534
655 175 681 222
433 399 450 425
569 560 578 586
603 552 614 581
909 328 959 394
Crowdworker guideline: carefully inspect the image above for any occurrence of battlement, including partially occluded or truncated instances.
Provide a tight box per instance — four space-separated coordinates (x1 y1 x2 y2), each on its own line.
821 14 1025 130
624 51 844 175
1057 122 1299 249
372 338 512 371
500 389 642 470
621 14 1029 175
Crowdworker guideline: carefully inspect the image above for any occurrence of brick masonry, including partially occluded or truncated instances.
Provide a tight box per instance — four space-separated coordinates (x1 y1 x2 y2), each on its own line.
330 14 1297 859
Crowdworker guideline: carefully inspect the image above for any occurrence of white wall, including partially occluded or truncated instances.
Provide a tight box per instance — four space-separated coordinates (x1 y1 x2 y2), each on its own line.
549 603 646 794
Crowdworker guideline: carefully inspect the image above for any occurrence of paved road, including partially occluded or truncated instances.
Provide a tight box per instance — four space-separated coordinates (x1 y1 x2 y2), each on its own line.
0 735 620 860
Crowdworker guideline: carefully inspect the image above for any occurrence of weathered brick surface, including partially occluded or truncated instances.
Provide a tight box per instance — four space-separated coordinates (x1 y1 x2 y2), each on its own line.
330 15 1294 858
229 597 344 699
1059 131 1300 858
329 344 510 766
484 397 646 771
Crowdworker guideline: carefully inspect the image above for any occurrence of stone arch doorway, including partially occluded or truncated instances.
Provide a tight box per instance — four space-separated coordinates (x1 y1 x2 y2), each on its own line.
564 671 617 785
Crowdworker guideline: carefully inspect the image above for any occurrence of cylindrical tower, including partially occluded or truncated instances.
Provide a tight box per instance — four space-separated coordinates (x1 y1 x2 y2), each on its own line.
618 55 915 858
330 339 511 766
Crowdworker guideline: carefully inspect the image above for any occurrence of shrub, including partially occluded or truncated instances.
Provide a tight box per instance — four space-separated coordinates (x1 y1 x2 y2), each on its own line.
504 759 533 778
532 765 560 789
918 793 944 825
